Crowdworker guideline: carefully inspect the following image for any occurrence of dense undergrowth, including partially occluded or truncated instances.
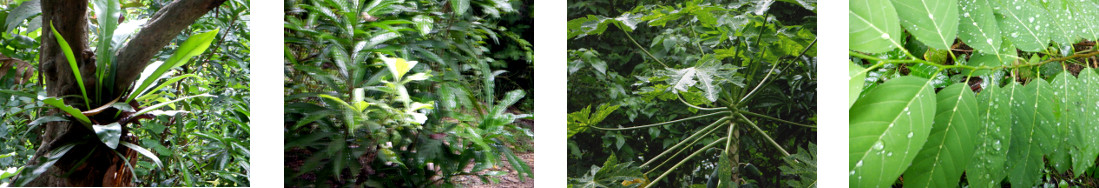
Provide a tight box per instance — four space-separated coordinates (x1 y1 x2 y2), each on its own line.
0 0 250 186
283 0 534 187
566 0 816 187
850 0 1099 187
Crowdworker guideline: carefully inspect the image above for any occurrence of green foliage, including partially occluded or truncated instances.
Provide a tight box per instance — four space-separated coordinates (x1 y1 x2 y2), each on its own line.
850 0 1099 186
0 0 251 186
567 0 816 187
284 0 533 187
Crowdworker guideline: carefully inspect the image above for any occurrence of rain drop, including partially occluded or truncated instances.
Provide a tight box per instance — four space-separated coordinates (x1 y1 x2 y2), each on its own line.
908 132 914 138
850 170 856 175
881 33 890 39
1029 17 1035 22
873 141 885 151
856 160 864 168
887 152 893 157
964 12 970 17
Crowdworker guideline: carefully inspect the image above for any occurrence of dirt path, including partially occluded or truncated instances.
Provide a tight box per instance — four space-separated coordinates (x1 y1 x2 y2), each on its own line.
452 151 534 188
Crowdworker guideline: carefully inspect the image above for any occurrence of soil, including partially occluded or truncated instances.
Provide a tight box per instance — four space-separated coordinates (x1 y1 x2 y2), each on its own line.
452 151 535 188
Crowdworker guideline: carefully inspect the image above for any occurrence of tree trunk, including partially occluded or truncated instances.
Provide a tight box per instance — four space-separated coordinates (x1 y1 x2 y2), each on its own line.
15 0 226 186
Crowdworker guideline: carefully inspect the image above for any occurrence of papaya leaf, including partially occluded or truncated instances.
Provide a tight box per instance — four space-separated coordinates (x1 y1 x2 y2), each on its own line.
850 76 936 188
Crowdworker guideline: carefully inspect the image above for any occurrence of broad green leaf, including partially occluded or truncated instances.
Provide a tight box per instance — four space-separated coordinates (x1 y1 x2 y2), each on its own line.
93 122 122 149
849 61 866 108
1069 0 1099 40
1070 69 1099 177
890 0 958 50
1043 0 1075 45
965 82 1012 188
412 15 433 36
850 76 936 188
120 141 162 168
129 29 219 104
902 84 978 188
450 0 470 16
1006 79 1055 188
995 0 1049 52
1050 72 1077 173
964 36 1017 76
50 23 90 108
850 0 901 53
41 98 92 127
381 55 417 80
4 0 39 33
957 0 1000 53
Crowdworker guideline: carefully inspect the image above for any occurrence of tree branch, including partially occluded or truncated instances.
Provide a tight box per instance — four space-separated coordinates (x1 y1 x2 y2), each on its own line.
112 0 227 94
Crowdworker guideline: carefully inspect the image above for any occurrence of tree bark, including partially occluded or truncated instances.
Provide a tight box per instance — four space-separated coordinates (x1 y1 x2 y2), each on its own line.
16 0 227 186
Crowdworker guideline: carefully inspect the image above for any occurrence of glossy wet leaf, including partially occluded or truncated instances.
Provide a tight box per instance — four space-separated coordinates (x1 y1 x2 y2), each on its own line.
903 84 978 188
850 0 901 53
965 81 1012 188
1006 80 1055 188
891 0 958 50
850 76 936 188
1068 69 1099 177
93 122 122 149
956 0 1000 53
129 29 219 104
994 0 1049 52
120 141 162 168
850 61 866 108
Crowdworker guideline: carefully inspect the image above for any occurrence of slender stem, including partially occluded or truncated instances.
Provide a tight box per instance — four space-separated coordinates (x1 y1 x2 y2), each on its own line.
590 111 731 131
739 59 778 103
643 137 728 188
677 94 725 111
739 110 815 128
642 117 730 168
850 49 1099 71
644 123 722 175
737 113 790 157
623 29 668 68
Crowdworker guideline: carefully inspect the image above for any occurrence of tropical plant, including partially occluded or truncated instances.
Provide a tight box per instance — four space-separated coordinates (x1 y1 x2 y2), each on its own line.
566 0 816 187
850 0 1099 187
283 0 534 187
0 0 250 186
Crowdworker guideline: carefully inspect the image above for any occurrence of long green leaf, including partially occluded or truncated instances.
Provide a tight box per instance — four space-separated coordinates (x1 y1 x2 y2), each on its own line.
850 76 936 188
127 29 219 104
450 0 470 16
93 0 121 91
902 84 978 188
1071 69 1099 177
134 74 202 99
849 0 901 53
41 97 92 127
1006 79 1055 188
965 82 1012 188
890 0 958 50
50 23 90 108
120 141 162 168
1050 72 1077 173
13 143 76 186
132 94 213 117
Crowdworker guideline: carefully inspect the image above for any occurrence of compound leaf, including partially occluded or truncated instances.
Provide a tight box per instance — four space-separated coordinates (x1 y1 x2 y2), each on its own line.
850 0 901 53
850 76 936 188
903 84 978 188
891 0 958 50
